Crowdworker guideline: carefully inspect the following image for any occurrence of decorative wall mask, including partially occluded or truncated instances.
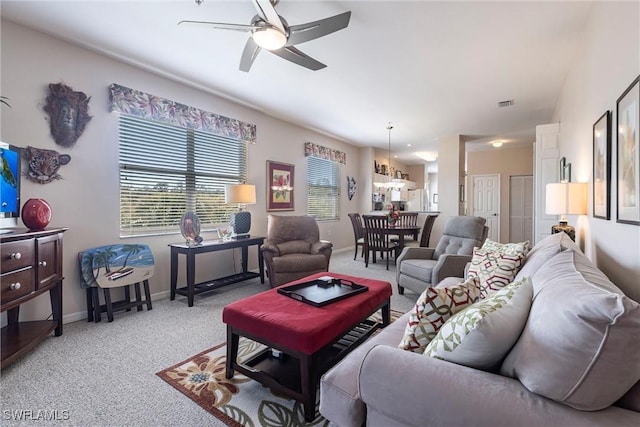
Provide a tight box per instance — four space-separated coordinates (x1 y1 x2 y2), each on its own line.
21 146 71 184
347 176 357 200
44 83 92 147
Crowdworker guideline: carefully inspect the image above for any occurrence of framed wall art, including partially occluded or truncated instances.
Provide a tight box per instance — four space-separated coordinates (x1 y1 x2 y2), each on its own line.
267 161 294 211
616 75 640 225
593 111 611 219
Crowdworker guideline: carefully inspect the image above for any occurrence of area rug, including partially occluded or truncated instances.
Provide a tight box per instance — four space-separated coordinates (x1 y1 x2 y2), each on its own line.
156 309 402 427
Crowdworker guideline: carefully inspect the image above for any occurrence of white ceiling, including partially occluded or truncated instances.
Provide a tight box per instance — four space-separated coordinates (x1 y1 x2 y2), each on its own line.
1 0 593 164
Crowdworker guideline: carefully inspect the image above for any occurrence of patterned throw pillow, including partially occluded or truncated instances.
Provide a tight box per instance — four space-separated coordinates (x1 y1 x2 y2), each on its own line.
480 239 530 257
467 240 528 298
398 277 481 353
423 277 532 370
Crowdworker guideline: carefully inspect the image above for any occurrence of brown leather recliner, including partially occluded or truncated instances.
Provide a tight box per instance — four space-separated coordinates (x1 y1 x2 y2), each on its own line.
261 215 333 287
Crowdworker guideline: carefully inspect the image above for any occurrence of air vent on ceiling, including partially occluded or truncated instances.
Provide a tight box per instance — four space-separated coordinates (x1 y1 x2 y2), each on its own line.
498 99 515 108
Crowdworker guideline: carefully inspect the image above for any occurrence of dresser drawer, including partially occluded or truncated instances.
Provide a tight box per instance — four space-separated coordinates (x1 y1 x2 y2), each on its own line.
1 267 35 304
1 239 34 273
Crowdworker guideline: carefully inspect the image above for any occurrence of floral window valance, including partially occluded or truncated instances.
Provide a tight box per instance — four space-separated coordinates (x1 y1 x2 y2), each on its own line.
108 83 256 144
304 142 346 164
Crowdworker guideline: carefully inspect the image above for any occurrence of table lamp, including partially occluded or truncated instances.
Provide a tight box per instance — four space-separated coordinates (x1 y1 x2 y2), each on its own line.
545 181 587 241
225 184 256 239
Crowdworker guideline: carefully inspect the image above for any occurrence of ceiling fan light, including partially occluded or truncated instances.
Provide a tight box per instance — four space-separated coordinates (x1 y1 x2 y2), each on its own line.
252 27 287 50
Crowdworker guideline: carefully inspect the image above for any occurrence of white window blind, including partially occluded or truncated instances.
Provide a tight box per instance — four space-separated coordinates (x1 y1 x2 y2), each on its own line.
307 156 340 221
119 115 247 236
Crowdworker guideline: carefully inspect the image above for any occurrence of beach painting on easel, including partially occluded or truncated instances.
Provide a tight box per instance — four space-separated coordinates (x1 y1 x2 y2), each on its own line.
80 244 154 289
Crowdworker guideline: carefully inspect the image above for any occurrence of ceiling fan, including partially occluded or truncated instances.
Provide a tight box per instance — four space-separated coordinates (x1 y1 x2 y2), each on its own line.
178 0 351 72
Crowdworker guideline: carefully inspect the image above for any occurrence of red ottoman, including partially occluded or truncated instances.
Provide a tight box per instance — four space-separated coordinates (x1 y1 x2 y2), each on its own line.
223 272 392 421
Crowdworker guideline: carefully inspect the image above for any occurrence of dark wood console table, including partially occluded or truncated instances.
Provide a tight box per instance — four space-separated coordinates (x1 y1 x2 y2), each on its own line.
169 236 265 307
1 228 67 368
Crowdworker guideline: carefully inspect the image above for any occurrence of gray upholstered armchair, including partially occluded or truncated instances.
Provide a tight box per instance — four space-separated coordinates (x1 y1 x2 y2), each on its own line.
261 215 333 287
396 216 488 295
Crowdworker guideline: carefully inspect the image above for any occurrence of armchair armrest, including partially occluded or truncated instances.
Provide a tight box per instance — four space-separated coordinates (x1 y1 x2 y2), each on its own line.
260 242 280 257
431 253 472 284
397 247 435 262
396 247 435 284
311 240 333 255
359 345 630 427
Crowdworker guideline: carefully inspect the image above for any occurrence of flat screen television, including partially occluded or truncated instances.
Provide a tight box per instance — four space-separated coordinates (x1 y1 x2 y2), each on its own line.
1 141 21 233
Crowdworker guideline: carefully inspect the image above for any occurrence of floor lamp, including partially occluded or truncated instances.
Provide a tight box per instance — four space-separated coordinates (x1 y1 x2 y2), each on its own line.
225 184 256 239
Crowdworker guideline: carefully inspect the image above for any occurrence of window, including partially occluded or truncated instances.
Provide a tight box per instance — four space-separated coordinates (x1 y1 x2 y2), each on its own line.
119 115 247 236
307 156 340 221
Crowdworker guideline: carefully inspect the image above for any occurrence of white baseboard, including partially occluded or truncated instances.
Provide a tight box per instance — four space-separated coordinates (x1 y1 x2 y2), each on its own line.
63 289 171 324
333 246 354 254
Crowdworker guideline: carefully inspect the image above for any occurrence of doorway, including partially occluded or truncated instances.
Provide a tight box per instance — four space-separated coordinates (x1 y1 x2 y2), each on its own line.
472 174 500 242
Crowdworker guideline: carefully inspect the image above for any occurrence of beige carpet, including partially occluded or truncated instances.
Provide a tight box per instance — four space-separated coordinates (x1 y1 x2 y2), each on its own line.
157 310 402 427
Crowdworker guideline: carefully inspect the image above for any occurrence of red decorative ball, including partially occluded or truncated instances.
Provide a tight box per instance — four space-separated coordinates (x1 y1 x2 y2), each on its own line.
21 198 52 231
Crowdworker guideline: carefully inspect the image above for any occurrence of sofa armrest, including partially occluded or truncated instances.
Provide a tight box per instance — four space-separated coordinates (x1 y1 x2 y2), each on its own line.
431 253 472 284
359 345 639 427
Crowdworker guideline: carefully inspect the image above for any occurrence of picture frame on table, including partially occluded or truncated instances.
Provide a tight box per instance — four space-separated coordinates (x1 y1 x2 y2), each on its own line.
593 110 611 220
616 76 640 225
267 161 295 211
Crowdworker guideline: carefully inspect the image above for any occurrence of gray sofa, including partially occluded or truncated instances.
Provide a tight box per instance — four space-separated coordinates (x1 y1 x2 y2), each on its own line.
320 232 640 426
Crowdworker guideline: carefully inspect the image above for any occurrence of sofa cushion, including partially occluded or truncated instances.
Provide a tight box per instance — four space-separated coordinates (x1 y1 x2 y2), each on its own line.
424 277 532 371
467 246 527 298
398 277 481 353
501 249 640 410
514 232 575 281
481 238 530 256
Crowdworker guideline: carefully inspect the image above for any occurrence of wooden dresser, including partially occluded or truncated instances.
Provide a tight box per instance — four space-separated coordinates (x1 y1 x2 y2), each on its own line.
1 228 67 368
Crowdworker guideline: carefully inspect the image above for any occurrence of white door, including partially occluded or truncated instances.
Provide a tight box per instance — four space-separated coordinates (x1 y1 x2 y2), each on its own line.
472 174 500 242
509 175 534 242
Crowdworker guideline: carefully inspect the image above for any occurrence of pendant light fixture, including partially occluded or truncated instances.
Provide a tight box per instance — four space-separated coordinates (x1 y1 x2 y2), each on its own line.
374 122 405 189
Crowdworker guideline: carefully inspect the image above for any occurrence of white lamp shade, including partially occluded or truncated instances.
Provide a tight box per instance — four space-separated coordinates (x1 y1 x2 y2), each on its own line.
545 182 587 215
225 184 256 204
251 27 287 50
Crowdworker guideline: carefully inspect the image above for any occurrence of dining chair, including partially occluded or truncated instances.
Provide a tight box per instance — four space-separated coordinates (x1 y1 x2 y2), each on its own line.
395 212 420 240
363 215 399 270
348 213 365 260
404 214 439 248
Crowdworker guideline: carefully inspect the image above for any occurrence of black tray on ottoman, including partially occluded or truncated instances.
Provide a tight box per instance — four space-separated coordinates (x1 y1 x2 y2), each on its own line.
277 276 368 307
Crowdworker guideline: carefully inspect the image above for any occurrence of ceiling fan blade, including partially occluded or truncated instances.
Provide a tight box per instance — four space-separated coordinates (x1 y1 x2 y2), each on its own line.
251 0 285 34
286 11 351 46
178 20 256 33
239 37 262 72
270 46 326 71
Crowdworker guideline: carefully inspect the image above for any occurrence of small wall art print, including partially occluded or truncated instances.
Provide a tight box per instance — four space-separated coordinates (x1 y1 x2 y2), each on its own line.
347 176 356 200
44 82 92 147
593 111 611 220
21 146 71 184
616 75 640 225
267 161 294 211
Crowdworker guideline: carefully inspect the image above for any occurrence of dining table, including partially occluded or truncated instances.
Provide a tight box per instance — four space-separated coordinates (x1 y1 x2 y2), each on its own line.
385 224 421 253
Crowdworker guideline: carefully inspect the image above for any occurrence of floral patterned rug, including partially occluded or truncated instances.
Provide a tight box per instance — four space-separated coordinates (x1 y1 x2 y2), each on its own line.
156 310 401 427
